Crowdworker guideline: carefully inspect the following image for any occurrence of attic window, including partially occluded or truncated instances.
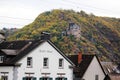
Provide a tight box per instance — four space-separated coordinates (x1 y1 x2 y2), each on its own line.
27 57 32 68
0 56 4 63
59 58 64 68
43 58 48 68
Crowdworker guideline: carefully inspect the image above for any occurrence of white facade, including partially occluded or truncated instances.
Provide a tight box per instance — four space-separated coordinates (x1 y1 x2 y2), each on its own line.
0 41 73 80
82 56 105 80
0 66 14 80
0 40 106 80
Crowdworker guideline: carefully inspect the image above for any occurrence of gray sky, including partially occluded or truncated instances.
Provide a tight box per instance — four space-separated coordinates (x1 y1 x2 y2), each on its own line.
0 0 120 29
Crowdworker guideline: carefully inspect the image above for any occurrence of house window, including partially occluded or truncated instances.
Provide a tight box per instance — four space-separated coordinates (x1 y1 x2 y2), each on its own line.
56 77 67 80
95 75 99 80
43 58 48 68
59 58 64 68
39 77 52 80
27 57 32 67
1 76 8 80
0 56 4 63
23 77 36 80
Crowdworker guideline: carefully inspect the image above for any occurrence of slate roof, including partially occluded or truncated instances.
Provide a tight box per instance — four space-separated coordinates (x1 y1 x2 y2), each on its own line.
0 40 43 65
68 54 106 78
0 40 74 66
68 55 94 78
1 49 18 55
101 62 120 80
9 40 44 63
0 40 34 49
101 62 115 74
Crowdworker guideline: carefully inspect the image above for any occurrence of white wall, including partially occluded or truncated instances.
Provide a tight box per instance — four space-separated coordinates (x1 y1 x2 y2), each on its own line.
82 56 105 80
16 42 73 80
0 66 13 80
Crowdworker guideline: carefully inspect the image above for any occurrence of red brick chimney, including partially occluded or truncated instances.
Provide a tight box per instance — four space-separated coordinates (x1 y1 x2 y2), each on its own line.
78 52 82 64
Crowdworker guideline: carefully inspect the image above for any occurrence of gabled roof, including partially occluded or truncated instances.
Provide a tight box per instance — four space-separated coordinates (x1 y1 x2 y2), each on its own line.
47 41 75 66
68 54 106 78
0 40 74 66
0 40 34 49
101 62 115 74
9 40 44 63
68 55 94 78
0 40 43 65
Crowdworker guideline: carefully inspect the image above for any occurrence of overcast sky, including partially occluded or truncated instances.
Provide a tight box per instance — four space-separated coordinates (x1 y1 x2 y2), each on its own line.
0 0 120 29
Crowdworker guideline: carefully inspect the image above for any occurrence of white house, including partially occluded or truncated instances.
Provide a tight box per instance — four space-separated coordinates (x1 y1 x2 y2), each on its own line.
0 40 74 80
68 52 106 80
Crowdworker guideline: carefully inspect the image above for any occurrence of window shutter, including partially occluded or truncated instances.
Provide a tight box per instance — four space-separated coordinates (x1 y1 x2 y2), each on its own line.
23 77 26 80
49 78 53 80
33 77 36 80
39 78 43 80
64 78 67 80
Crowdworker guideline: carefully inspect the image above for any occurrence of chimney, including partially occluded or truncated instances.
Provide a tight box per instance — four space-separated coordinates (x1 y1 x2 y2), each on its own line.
78 52 82 64
40 32 51 40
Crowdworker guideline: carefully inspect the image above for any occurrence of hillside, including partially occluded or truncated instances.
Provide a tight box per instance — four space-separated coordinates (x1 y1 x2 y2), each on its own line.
8 9 120 62
0 28 19 38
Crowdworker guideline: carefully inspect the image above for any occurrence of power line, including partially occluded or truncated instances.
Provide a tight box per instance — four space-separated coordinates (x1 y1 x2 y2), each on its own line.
0 16 33 21
0 22 26 26
61 0 117 13
0 1 117 21
0 0 118 27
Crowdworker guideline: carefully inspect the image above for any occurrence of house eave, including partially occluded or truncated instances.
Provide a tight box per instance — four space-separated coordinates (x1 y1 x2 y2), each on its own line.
0 63 21 67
